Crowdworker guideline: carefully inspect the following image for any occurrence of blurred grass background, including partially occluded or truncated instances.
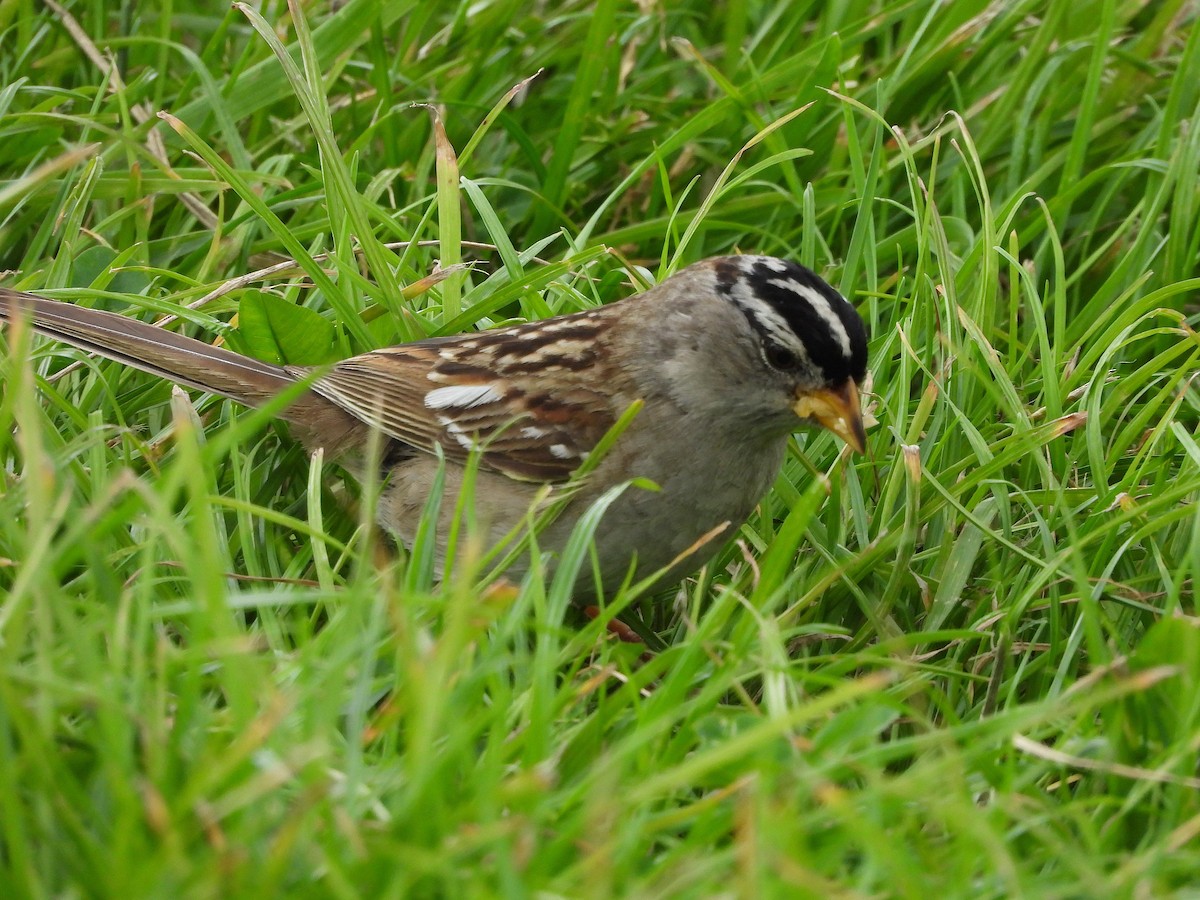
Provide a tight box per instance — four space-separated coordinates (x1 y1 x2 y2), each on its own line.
1 0 1198 895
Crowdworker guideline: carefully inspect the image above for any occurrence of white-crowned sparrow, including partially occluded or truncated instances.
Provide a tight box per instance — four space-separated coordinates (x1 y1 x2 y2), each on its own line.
0 255 868 596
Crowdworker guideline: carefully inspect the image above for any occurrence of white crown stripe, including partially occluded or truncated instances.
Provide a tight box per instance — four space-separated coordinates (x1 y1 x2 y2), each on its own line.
740 255 791 273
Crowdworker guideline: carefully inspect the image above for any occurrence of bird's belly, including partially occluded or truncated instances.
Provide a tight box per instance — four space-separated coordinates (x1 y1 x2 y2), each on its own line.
377 439 787 598
577 445 785 589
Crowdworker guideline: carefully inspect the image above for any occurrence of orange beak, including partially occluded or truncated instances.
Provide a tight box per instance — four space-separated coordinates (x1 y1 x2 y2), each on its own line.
793 379 866 454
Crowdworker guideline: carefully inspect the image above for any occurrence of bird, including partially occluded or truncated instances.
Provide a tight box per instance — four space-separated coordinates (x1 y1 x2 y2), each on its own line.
0 255 868 598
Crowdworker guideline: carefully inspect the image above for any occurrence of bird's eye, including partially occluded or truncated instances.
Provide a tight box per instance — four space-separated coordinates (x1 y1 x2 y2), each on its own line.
764 343 799 371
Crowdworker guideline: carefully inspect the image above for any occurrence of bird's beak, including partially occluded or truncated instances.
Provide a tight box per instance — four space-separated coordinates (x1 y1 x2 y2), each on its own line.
793 379 866 454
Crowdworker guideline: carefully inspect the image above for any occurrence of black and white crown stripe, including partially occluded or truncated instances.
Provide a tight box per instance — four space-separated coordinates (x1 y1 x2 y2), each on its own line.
722 276 814 367
714 255 868 385
766 274 854 359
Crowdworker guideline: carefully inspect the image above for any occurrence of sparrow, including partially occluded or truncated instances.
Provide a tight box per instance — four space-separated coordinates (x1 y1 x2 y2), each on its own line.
0 255 868 597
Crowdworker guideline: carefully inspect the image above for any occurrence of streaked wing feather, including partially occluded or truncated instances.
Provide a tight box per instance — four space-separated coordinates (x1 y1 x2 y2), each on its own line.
292 333 619 483
303 358 444 448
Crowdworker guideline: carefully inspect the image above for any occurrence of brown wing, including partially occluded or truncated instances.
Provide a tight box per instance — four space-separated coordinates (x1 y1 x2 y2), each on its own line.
292 313 621 482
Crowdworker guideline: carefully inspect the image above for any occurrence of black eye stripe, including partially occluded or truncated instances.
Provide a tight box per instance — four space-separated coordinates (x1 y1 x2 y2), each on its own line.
714 256 868 384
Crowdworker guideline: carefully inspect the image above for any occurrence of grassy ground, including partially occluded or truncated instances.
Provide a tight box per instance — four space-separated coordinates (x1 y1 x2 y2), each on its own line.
2 0 1199 895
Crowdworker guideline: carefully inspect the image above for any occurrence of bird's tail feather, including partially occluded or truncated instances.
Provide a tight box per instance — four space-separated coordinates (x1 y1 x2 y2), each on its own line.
0 287 363 450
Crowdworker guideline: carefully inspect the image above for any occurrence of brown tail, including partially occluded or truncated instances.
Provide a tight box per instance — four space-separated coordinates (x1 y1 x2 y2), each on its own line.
0 287 365 452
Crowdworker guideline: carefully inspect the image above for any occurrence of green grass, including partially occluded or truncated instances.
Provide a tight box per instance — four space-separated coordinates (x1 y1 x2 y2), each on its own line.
2 0 1199 895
